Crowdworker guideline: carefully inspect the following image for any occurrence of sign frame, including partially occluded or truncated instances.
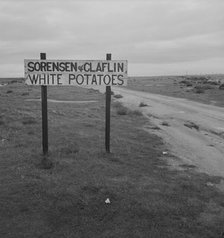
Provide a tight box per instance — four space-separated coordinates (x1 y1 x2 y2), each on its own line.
25 53 128 156
24 59 128 86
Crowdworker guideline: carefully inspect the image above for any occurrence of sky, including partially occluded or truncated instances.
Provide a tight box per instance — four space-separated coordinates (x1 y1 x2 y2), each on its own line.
0 0 224 77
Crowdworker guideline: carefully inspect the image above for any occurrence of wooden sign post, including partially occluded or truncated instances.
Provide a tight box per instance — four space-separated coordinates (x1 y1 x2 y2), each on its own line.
105 53 111 153
40 53 48 156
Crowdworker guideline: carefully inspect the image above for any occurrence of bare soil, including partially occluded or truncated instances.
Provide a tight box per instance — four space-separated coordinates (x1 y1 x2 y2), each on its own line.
113 86 224 178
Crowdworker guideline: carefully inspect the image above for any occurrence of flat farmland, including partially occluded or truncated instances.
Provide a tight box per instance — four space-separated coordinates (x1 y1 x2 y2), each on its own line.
1 78 224 237
127 74 224 107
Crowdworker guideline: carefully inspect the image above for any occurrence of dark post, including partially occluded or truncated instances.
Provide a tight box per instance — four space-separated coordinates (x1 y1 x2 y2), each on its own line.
40 53 48 155
105 53 112 153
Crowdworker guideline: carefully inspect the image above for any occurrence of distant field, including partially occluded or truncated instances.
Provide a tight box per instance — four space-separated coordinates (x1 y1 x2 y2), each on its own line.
1 78 224 237
0 77 24 84
127 74 224 107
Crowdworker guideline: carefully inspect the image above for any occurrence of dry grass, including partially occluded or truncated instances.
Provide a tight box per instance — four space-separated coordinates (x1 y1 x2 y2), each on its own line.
219 84 224 90
113 94 123 99
22 117 37 125
194 87 205 94
113 101 143 116
126 75 224 107
0 79 224 237
161 121 170 126
139 102 148 107
184 121 200 130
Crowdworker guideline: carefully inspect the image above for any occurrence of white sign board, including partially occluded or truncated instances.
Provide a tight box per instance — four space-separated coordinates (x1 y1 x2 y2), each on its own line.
24 60 128 86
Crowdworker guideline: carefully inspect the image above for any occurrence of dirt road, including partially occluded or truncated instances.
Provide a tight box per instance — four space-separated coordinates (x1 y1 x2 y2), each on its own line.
113 87 224 178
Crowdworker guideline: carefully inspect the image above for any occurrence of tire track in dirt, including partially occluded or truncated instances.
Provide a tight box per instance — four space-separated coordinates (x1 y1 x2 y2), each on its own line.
113 87 224 178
